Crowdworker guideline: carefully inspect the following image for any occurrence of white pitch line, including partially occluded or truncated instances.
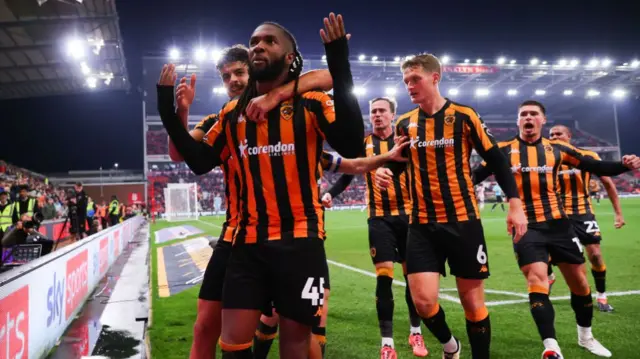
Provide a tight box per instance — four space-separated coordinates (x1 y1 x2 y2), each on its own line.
486 290 640 307
326 259 461 304
441 288 528 298
197 219 224 229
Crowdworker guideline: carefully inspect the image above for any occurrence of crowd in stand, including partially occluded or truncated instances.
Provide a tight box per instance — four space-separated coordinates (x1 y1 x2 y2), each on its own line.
0 160 70 220
145 122 640 214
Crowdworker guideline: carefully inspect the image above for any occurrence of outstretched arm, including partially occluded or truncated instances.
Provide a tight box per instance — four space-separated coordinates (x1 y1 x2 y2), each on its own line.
157 83 224 175
557 143 639 176
318 14 365 158
324 139 409 175
246 70 333 122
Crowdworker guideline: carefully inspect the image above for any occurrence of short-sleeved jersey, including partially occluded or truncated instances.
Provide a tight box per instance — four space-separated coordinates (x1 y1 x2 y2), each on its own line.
395 100 497 224
204 92 338 244
194 114 217 133
364 133 411 218
558 148 601 216
478 136 601 224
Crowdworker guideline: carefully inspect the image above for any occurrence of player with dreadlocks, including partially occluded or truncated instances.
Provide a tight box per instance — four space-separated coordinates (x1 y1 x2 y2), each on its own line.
158 13 365 358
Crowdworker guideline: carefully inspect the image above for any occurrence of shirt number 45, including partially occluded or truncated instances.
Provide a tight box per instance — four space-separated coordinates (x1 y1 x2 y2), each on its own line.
301 277 325 306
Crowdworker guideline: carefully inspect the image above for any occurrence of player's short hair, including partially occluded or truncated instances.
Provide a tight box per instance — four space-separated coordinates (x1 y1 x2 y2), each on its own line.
401 54 442 76
216 44 249 70
369 97 397 114
519 100 546 115
551 124 572 137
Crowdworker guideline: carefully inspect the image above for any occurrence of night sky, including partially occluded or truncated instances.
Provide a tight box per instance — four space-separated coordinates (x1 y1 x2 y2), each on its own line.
1 0 638 173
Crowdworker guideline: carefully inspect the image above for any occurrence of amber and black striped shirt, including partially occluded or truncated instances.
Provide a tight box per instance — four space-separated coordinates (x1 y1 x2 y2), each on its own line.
393 100 498 224
204 92 340 244
363 134 411 218
557 148 600 216
473 137 628 224
194 114 239 242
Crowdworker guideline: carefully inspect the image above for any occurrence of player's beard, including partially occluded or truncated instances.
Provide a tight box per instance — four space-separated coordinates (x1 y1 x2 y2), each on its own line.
250 54 287 82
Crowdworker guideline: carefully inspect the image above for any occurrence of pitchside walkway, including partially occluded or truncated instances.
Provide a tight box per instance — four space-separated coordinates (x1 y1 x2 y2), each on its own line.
49 224 151 359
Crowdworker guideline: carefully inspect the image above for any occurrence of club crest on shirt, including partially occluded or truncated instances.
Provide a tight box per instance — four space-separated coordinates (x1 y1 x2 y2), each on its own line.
281 102 293 120
544 144 554 152
444 114 456 125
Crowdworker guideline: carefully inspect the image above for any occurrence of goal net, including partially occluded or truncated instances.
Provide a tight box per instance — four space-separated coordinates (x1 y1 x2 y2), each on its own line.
164 183 199 221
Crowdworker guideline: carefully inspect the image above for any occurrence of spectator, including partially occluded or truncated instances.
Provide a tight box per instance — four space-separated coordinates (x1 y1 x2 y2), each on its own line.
42 197 57 220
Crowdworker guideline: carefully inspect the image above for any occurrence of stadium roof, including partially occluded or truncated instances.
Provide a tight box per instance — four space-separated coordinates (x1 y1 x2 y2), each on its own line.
0 0 129 100
143 52 640 118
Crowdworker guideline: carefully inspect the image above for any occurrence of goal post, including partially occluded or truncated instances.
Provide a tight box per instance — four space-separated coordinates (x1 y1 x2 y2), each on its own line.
164 182 199 221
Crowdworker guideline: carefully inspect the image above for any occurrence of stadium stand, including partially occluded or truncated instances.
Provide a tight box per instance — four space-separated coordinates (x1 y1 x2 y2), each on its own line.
144 121 639 215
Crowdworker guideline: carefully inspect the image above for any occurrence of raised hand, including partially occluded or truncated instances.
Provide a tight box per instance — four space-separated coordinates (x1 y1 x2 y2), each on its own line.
321 193 333 208
158 64 177 86
319 13 351 44
386 136 410 162
246 92 279 123
622 154 640 170
375 167 394 189
176 74 196 111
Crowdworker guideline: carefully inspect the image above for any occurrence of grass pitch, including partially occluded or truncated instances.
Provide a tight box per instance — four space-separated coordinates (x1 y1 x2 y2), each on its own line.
148 199 640 358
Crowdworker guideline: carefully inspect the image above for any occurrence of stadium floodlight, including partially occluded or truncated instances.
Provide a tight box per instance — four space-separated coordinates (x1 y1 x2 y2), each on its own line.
612 88 627 99
557 58 568 67
497 57 506 65
114 163 119 169
405 55 414 61
352 86 366 96
212 86 225 95
80 62 90 75
464 58 470 63
569 59 580 67
530 58 539 65
587 89 600 97
66 38 85 59
587 58 599 68
385 87 397 96
563 89 573 96
358 54 366 61
194 47 207 62
542 61 548 65
441 55 450 64
211 49 222 63
535 89 546 96
631 59 639 68
510 59 516 64
448 88 459 96
476 58 482 64
371 56 378 62
86 76 97 88
321 55 327 61
601 58 612 67
475 88 490 97
169 48 180 60
394 56 400 62
507 89 518 96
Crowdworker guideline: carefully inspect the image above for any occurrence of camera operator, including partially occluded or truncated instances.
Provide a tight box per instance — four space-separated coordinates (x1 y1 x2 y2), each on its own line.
66 190 84 240
12 185 41 227
73 182 88 236
2 212 54 258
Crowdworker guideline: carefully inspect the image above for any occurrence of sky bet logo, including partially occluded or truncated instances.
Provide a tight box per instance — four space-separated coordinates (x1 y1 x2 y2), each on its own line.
47 272 65 328
0 286 29 359
238 139 296 158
